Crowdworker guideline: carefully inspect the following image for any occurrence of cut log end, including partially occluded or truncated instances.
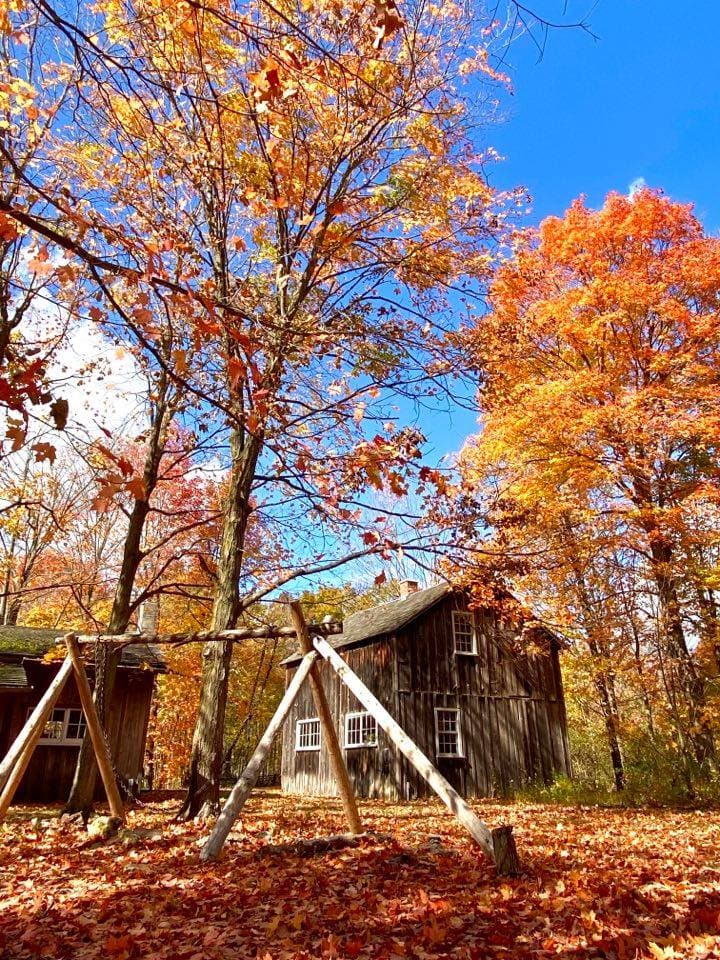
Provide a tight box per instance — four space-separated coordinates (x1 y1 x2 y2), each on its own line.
491 825 521 877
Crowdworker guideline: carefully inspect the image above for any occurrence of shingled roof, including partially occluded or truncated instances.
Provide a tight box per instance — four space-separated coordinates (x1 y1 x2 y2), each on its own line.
282 582 451 666
0 624 166 686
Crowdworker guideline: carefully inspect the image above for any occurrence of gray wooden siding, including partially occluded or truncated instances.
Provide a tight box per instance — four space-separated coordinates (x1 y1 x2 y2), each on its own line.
281 592 571 800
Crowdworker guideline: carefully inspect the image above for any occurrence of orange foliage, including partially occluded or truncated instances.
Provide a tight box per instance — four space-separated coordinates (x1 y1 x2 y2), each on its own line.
456 188 720 791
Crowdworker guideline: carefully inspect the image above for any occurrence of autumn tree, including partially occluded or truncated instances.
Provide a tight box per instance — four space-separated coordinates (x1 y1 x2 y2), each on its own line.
0 16 81 457
457 188 720 792
0 451 89 624
0 0 520 817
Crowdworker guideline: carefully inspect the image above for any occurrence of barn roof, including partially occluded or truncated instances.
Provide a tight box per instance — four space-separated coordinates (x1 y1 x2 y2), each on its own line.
282 582 451 666
0 624 166 682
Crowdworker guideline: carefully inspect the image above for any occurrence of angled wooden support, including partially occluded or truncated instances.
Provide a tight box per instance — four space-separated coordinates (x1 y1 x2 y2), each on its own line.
288 601 361 835
313 635 520 875
200 649 318 862
0 654 74 821
65 635 124 821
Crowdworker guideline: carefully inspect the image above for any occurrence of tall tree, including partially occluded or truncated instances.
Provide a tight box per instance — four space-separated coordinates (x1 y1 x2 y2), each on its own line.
2 0 513 816
457 188 720 783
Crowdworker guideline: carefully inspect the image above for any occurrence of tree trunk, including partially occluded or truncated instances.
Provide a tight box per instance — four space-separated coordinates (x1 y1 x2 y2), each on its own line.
65 388 173 812
647 536 716 768
595 670 625 792
178 428 262 820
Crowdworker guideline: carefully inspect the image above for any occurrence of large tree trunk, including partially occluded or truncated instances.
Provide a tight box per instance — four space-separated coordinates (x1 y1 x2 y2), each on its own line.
65 389 172 813
178 428 262 821
647 536 716 768
561 518 627 792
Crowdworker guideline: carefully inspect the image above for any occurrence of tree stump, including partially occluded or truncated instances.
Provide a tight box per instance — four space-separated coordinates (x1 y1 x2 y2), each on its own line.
491 825 520 877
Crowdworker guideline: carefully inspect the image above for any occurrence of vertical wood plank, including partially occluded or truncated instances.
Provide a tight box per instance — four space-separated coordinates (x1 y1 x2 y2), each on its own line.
288 602 361 832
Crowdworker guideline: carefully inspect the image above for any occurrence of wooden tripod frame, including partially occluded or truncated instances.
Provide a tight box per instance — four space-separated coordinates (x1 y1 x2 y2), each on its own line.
0 610 520 875
200 622 520 875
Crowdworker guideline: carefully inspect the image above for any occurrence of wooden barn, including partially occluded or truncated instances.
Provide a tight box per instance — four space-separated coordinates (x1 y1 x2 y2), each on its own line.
281 582 571 799
0 625 165 803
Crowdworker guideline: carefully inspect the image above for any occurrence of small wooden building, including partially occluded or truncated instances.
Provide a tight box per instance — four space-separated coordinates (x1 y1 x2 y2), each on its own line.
281 583 571 799
0 625 165 803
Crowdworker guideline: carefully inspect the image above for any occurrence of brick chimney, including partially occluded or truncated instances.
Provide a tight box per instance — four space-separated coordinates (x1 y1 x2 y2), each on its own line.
399 579 419 600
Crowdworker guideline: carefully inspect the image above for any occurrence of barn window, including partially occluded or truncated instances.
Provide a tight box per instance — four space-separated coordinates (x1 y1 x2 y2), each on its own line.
435 708 463 757
295 718 321 751
452 610 477 655
344 712 378 748
33 707 87 745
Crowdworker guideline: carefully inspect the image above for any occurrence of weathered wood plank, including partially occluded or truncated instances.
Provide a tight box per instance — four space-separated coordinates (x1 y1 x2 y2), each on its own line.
66 635 124 820
288 602 361 833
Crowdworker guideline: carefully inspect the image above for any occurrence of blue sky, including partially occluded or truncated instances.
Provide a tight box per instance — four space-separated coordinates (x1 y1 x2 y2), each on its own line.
421 0 720 462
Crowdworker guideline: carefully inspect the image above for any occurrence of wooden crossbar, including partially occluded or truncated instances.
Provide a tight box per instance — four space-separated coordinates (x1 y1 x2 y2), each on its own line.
67 622 343 648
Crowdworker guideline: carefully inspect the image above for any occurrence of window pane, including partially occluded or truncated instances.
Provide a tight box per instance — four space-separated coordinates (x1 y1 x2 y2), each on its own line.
65 709 86 741
436 709 461 756
345 712 377 747
452 611 476 654
297 718 321 750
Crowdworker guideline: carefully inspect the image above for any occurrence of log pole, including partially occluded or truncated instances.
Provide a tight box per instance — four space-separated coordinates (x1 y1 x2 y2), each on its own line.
313 635 519 872
287 602 361 835
68 621 343 648
65 635 124 821
200 649 318 862
0 655 74 821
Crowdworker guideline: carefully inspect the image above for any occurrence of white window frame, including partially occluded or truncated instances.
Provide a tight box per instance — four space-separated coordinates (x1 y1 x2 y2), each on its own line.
452 609 477 656
344 711 378 749
295 717 321 752
33 707 87 746
435 707 463 758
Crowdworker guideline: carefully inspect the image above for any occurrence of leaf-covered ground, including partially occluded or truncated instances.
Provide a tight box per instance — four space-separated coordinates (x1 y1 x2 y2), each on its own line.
1 792 719 959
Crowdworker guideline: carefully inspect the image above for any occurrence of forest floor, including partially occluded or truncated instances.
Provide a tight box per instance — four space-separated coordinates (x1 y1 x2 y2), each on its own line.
1 791 719 960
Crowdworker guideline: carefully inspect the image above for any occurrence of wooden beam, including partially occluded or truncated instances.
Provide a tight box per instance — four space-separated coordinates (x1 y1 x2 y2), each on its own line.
0 654 73 796
0 655 74 821
200 650 318 862
313 635 511 867
65 635 124 821
288 602 361 835
68 621 343 649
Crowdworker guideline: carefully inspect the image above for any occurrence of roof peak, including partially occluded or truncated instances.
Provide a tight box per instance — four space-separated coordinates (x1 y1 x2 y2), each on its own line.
283 581 451 666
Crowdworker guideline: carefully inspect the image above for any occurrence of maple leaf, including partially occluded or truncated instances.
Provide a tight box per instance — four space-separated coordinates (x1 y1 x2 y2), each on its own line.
372 0 404 50
31 441 56 463
49 397 69 430
249 58 282 103
0 211 19 241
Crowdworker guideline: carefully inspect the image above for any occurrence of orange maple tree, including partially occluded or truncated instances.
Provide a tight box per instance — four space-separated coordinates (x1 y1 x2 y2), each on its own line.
456 188 720 793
